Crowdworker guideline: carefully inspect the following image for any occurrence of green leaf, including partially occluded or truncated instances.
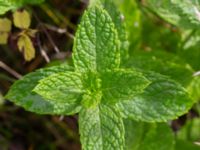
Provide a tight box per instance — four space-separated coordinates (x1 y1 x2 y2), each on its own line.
175 140 200 150
72 6 120 73
125 120 174 150
187 76 200 101
126 50 194 87
0 0 45 15
99 0 129 64
5 64 81 115
177 118 200 142
118 71 193 122
0 18 12 44
124 120 145 150
114 0 141 52
34 72 84 104
136 123 174 150
101 69 150 104
146 0 200 29
17 34 36 61
13 10 31 29
178 30 200 71
79 104 124 150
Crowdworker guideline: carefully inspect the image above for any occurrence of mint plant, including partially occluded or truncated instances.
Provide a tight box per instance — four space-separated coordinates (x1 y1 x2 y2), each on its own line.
6 3 194 150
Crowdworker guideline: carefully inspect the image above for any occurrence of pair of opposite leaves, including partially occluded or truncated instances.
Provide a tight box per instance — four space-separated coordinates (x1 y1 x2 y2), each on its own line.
0 10 36 61
6 6 193 150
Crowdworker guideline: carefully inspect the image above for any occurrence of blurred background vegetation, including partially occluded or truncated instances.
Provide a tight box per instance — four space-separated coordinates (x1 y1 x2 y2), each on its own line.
0 0 200 149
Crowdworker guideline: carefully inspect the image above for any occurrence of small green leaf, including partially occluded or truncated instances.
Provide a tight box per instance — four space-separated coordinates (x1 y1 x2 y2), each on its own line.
79 104 124 150
114 0 142 52
0 0 45 15
0 18 12 44
118 71 193 122
0 32 9 44
72 6 120 73
146 0 200 29
101 69 150 104
177 118 200 142
17 34 35 61
0 18 12 32
13 10 31 29
99 0 130 64
34 72 84 104
5 64 81 115
187 76 200 101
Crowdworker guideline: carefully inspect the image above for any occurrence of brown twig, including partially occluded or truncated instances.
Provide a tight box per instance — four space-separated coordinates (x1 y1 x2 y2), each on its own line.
0 61 22 79
37 34 50 63
32 10 60 53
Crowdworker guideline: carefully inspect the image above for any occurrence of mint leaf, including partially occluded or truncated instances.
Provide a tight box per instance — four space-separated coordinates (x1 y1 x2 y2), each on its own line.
124 120 174 150
177 118 200 142
146 0 200 29
136 123 174 150
118 71 193 122
100 0 129 64
79 104 124 150
101 69 150 104
125 50 194 87
72 6 120 73
33 72 84 104
114 0 141 52
5 65 81 115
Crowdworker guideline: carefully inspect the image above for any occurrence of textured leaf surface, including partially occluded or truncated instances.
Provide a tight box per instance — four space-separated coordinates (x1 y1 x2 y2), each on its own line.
146 0 200 29
101 69 150 104
13 10 31 29
114 0 141 52
79 105 124 150
100 0 129 64
0 0 45 15
118 71 193 122
34 72 84 104
73 6 120 73
126 50 194 87
5 65 81 115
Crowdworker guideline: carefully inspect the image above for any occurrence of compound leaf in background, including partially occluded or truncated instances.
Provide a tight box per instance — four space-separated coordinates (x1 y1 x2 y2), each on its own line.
0 18 11 44
0 0 45 15
79 105 125 150
5 64 81 115
146 0 200 29
72 6 120 73
13 10 31 29
17 34 35 61
118 71 193 122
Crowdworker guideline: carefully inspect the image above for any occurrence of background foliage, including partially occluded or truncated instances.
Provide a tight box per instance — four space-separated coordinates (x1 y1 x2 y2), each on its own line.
0 0 200 150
